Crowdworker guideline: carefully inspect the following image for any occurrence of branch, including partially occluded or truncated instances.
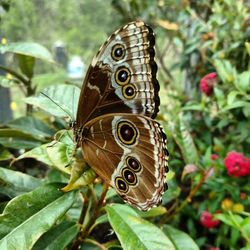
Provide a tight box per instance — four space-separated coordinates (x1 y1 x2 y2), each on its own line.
0 64 29 85
71 183 109 250
161 170 206 224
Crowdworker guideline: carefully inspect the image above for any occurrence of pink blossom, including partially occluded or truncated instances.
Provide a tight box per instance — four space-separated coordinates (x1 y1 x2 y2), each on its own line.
200 72 217 96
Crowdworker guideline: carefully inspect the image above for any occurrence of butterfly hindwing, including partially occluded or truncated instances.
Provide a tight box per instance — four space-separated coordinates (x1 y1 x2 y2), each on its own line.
76 21 159 127
81 114 168 211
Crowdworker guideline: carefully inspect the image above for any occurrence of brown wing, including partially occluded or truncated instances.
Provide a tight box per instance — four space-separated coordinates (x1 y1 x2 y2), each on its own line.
76 21 160 128
81 114 168 211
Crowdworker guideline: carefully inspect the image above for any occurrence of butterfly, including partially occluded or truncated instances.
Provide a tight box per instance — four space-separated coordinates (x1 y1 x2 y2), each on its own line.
73 20 169 211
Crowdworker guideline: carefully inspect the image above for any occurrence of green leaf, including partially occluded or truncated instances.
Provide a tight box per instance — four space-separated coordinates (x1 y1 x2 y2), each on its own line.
245 42 250 56
162 178 181 204
163 225 199 250
80 242 102 250
0 167 42 198
236 71 250 92
61 161 96 192
214 87 225 109
0 146 12 161
220 101 249 113
0 183 63 238
170 114 199 165
106 188 117 200
106 204 175 250
182 104 203 112
0 129 43 149
46 141 73 174
8 116 56 140
25 84 80 120
17 54 35 79
227 90 241 106
0 42 54 63
32 221 74 250
0 183 77 249
136 206 167 218
0 184 66 238
13 143 53 166
241 217 250 239
33 71 68 92
215 213 243 229
44 224 78 250
33 222 78 250
214 59 237 84
92 214 108 229
46 169 69 183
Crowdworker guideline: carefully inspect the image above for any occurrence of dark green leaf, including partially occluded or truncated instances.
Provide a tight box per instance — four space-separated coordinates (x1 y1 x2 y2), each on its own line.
8 116 56 140
33 221 78 250
0 129 43 149
32 221 75 250
17 54 35 79
0 183 64 239
0 183 77 249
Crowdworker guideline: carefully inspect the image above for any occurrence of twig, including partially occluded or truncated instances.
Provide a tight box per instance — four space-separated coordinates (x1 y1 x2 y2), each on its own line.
84 239 108 250
161 171 206 224
78 191 90 226
71 183 109 250
0 64 29 86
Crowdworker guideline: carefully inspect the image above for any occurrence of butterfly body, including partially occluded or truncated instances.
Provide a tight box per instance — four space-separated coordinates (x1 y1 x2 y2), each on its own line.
74 21 169 211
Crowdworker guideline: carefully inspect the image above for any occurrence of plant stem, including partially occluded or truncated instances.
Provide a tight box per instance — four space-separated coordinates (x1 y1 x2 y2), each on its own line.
0 64 29 85
161 171 206 224
78 191 90 226
71 183 109 250
84 239 108 250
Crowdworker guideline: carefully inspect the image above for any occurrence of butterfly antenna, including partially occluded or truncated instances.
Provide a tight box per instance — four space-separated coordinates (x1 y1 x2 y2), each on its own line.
40 92 73 120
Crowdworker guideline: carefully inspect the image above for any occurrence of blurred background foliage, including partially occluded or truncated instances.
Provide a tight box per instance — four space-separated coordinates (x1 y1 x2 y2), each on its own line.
0 0 249 250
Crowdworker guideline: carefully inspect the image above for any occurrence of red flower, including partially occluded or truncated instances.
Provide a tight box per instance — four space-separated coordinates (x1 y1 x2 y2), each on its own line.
200 72 217 96
224 151 250 177
240 192 247 200
209 248 220 250
211 154 219 160
200 211 220 228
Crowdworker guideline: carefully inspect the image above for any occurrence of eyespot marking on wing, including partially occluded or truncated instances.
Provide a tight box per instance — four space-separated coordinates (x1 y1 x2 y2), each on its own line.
117 120 138 146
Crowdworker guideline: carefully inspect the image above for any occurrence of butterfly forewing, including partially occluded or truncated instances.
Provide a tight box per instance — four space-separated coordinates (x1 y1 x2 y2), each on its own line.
76 21 159 127
81 114 168 211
